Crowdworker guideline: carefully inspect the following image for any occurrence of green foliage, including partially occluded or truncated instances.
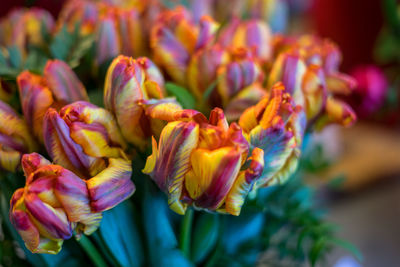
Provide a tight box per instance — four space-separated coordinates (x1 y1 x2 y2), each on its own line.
201 177 361 267
165 82 196 109
191 213 220 263
50 24 94 69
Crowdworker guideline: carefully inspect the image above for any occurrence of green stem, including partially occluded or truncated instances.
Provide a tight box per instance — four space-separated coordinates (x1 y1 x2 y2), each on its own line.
78 235 108 267
178 208 194 258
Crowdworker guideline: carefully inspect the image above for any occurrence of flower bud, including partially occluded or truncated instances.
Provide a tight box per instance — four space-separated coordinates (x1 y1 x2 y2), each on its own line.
239 82 306 187
0 101 37 172
9 153 102 254
43 101 135 211
143 108 265 216
57 0 99 35
17 60 88 142
104 55 181 149
151 7 218 85
0 8 54 55
219 18 272 62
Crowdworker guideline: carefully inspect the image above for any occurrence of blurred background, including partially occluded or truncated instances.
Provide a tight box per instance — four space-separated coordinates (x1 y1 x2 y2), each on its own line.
1 0 400 266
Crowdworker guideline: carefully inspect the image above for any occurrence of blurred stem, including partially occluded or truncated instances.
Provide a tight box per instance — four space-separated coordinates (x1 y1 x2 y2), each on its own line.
179 208 194 258
78 236 108 267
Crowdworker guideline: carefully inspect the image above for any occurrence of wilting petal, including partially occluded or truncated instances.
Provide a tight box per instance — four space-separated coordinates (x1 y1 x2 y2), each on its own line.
185 147 241 210
44 60 88 104
224 148 264 215
87 158 134 212
143 121 199 214
17 71 54 142
55 169 102 235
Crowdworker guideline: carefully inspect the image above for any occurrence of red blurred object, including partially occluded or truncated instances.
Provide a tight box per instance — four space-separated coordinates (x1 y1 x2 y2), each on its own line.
311 0 384 71
0 0 65 18
349 65 388 118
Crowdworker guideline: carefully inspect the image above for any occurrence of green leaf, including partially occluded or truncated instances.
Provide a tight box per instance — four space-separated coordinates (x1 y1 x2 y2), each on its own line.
165 82 196 109
50 23 93 68
192 213 220 263
24 47 49 74
329 238 363 262
7 46 22 70
98 201 144 267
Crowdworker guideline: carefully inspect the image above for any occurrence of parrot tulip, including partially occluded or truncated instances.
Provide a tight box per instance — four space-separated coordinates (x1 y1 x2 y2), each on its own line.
17 59 88 142
239 82 306 187
143 108 265 216
0 100 37 172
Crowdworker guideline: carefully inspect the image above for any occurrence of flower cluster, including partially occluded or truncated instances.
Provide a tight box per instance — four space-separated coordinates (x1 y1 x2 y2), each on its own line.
0 0 358 255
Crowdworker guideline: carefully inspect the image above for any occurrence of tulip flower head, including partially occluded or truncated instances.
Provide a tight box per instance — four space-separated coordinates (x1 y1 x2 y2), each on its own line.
143 108 265 216
0 100 37 172
17 60 88 142
151 7 219 85
268 36 357 130
9 153 102 254
0 8 54 56
104 55 181 150
219 18 272 62
239 82 306 187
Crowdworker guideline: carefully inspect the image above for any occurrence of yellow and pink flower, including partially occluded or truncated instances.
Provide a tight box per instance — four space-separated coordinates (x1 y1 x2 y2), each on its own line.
239 82 306 187
143 108 264 216
151 6 219 85
9 153 102 254
0 100 37 172
43 101 135 212
17 59 88 142
104 55 181 149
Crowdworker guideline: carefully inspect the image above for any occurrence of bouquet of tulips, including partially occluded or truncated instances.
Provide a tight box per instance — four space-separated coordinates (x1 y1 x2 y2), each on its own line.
0 0 360 266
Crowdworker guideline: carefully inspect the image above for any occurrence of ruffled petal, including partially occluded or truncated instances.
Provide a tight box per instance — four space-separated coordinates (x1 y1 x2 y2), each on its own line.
55 169 102 235
143 121 199 214
186 147 242 210
87 158 135 212
224 148 264 215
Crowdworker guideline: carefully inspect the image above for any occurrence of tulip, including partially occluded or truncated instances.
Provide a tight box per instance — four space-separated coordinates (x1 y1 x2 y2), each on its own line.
0 100 37 172
268 38 357 129
0 8 54 56
151 7 219 85
239 82 306 187
216 48 265 107
187 46 266 120
9 153 102 254
219 18 272 62
43 101 135 211
95 6 145 65
143 108 265 216
57 0 99 35
104 55 181 149
17 60 88 142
